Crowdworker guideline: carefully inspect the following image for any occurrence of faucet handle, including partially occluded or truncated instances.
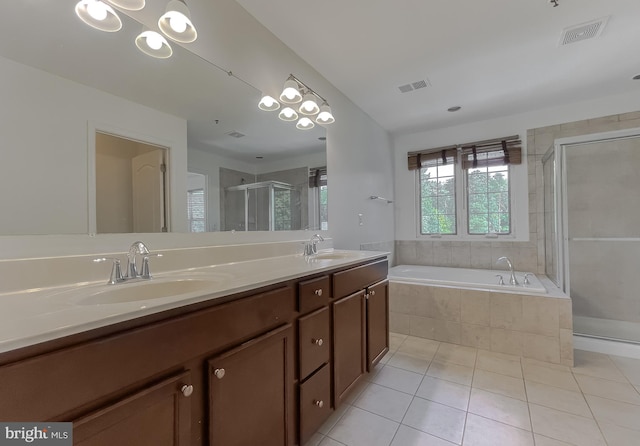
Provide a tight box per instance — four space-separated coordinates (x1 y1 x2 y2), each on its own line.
495 274 504 286
523 273 532 286
140 253 163 279
94 257 124 285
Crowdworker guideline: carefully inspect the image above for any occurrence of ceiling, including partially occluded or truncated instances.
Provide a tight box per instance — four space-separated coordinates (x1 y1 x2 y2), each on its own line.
235 0 640 134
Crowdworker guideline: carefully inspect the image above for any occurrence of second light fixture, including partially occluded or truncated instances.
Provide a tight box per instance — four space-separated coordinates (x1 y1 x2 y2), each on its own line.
259 74 335 130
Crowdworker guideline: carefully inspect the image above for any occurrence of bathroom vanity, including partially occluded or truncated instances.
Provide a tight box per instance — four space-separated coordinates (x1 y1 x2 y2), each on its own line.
0 251 388 446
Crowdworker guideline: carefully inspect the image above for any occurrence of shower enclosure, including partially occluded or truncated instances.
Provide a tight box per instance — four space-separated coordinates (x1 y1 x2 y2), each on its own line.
543 128 640 343
224 180 296 231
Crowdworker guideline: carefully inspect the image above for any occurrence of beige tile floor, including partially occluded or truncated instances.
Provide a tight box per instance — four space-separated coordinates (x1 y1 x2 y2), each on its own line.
305 333 640 446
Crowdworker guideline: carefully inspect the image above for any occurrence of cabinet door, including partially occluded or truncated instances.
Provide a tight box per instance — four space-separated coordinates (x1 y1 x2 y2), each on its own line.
332 291 366 407
367 280 389 371
208 324 293 446
73 370 192 446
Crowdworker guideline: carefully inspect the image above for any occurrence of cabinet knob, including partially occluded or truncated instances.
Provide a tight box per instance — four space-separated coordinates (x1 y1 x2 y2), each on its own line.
312 338 324 346
214 368 226 379
314 289 323 296
370 290 376 296
181 384 194 397
314 400 324 408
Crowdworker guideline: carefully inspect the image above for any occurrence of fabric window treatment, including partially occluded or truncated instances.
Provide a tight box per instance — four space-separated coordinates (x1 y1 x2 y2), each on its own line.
408 136 521 171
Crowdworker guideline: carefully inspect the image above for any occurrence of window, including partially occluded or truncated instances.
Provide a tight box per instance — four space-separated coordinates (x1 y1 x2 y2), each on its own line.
419 156 456 235
410 136 522 239
274 189 292 231
187 188 206 232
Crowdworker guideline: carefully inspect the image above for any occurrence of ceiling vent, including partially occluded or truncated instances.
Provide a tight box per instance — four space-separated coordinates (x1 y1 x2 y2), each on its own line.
226 131 245 138
559 17 608 46
398 78 431 93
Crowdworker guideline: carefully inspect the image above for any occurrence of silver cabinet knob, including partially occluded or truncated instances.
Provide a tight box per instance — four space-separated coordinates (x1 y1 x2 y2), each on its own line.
370 290 376 296
181 384 194 397
314 400 324 408
214 368 226 379
312 338 324 346
314 289 323 296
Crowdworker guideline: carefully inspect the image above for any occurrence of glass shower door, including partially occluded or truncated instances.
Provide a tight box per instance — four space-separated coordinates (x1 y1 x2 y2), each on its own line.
563 135 640 343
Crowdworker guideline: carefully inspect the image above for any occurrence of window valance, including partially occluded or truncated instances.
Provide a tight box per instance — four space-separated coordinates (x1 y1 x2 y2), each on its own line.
408 135 521 171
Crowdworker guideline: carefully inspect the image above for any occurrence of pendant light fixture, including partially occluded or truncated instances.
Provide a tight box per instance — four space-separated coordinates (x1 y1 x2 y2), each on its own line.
106 0 145 10
158 0 198 43
315 102 335 125
136 29 173 59
279 77 303 104
278 107 299 122
299 92 320 115
259 74 335 129
296 117 315 130
258 95 281 112
75 0 122 32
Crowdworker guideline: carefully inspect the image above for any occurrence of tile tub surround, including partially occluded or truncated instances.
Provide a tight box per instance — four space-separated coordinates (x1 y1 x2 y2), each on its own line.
389 282 573 366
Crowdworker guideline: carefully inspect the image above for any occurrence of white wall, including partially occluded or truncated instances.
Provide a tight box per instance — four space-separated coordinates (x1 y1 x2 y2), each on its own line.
394 89 640 241
0 55 187 236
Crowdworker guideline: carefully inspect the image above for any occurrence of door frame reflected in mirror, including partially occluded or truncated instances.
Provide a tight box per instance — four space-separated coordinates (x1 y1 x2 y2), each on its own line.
88 121 173 235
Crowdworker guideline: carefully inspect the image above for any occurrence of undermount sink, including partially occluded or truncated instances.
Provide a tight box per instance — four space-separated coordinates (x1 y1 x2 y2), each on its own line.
76 278 223 305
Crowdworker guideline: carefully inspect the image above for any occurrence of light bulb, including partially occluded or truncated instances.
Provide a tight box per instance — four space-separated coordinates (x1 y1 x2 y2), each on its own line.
279 107 298 121
299 93 320 115
87 0 108 21
146 33 163 50
296 117 315 130
169 14 188 33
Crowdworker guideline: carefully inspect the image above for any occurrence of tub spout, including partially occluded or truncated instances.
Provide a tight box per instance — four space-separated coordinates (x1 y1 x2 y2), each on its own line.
497 256 519 286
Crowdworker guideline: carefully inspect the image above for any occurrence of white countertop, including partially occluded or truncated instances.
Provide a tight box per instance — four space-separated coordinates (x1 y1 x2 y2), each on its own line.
0 250 388 354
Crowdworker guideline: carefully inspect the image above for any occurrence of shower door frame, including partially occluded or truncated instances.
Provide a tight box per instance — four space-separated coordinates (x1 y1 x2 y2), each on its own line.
550 127 640 297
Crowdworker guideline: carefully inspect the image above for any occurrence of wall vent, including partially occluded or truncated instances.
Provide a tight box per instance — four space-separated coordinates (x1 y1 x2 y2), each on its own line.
398 78 431 93
226 131 245 138
560 17 608 46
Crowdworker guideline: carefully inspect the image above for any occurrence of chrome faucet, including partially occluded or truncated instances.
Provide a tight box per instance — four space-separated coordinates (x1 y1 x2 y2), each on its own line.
304 234 325 256
126 241 150 279
496 256 519 285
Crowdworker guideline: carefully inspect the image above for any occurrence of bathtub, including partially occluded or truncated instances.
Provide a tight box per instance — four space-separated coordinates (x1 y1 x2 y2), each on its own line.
388 265 547 294
388 265 573 366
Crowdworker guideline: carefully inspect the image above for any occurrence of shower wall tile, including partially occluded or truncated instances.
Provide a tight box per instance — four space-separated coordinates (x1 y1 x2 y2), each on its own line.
619 111 640 121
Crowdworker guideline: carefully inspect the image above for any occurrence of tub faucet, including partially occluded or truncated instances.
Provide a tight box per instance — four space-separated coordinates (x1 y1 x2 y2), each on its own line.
304 234 325 256
496 256 519 285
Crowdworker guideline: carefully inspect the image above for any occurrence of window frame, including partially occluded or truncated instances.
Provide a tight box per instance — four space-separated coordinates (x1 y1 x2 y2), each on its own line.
415 150 528 241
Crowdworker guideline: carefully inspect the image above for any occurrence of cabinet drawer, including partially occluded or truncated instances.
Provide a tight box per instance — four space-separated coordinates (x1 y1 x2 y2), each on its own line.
298 275 330 313
299 364 331 445
298 306 330 379
333 259 388 299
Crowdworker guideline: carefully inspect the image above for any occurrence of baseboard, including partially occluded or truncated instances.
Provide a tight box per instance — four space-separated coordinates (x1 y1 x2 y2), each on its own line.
573 334 640 359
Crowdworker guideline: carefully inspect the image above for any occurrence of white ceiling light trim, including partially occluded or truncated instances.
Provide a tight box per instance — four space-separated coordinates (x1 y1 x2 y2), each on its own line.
299 92 320 115
158 0 197 43
279 78 303 104
296 117 315 130
106 0 145 11
278 107 298 121
315 102 335 125
258 95 280 111
136 30 173 59
75 0 122 32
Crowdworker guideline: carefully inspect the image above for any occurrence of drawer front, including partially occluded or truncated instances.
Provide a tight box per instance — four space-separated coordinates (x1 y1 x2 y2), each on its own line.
298 307 330 379
299 364 331 445
298 275 330 313
333 259 388 299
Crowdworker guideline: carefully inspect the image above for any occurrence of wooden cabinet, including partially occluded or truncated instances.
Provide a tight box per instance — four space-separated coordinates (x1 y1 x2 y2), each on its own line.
73 371 192 446
332 259 389 407
332 290 367 407
208 324 294 446
366 280 389 371
0 256 388 446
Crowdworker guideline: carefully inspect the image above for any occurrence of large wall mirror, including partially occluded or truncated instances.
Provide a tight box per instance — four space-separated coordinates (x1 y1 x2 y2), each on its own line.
0 1 327 235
